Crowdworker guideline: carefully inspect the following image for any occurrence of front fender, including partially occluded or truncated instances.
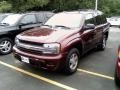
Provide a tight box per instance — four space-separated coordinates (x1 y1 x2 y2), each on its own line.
61 37 83 54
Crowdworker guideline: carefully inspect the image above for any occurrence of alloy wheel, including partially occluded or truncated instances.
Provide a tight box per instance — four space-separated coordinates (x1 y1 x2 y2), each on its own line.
69 53 79 71
0 40 12 53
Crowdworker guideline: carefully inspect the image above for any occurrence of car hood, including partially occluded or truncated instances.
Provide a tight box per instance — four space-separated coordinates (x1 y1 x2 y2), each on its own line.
17 27 79 43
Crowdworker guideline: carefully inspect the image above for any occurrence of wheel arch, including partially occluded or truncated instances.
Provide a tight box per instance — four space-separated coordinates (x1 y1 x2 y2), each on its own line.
0 34 15 42
104 31 109 40
63 38 84 55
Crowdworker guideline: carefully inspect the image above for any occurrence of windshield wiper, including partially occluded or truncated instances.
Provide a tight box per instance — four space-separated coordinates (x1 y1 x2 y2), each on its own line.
55 25 70 29
0 23 9 26
42 24 52 28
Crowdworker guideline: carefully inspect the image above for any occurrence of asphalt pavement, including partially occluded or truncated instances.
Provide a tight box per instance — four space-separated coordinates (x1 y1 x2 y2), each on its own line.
0 27 120 90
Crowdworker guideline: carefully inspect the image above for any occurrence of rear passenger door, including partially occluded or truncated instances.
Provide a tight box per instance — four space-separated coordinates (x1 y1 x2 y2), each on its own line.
94 15 107 45
19 14 39 32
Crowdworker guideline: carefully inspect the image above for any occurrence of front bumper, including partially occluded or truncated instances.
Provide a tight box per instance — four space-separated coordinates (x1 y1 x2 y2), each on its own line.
13 46 67 71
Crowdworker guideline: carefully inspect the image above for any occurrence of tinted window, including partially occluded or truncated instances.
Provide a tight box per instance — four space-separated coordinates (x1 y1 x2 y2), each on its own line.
95 15 107 25
85 14 95 25
20 14 36 24
36 13 45 23
95 15 102 25
101 15 107 24
36 12 54 24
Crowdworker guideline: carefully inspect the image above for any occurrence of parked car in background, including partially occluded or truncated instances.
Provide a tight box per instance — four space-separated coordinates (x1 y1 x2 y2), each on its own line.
27 11 54 24
115 46 120 85
0 11 54 55
0 13 13 22
13 10 110 74
107 16 120 27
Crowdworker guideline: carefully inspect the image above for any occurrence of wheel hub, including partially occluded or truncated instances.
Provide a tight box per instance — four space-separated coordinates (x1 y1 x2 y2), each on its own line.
69 53 78 71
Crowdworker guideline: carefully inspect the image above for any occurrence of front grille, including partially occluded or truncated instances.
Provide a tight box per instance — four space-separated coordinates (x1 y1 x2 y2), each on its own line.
17 39 44 55
19 40 43 47
18 47 43 55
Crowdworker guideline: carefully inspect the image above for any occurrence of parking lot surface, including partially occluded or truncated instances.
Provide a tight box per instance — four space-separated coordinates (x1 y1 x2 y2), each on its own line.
0 27 120 90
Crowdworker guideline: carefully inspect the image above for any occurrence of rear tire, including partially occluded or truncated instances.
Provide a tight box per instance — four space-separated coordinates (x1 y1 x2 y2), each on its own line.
97 35 107 50
0 38 13 55
64 48 80 75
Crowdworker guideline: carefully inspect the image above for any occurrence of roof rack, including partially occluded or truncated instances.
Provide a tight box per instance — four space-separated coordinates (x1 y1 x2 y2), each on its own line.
61 9 103 15
78 9 103 15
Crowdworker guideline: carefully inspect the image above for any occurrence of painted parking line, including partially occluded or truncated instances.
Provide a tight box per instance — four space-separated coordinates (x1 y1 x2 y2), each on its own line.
77 68 114 80
0 61 77 90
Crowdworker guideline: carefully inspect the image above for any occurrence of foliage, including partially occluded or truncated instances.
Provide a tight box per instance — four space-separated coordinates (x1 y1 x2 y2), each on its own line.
0 1 11 12
46 0 95 12
6 0 49 12
0 0 120 16
46 0 120 16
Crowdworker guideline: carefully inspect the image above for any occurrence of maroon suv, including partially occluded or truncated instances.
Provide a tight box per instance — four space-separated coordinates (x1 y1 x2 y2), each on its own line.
115 46 120 85
13 10 110 74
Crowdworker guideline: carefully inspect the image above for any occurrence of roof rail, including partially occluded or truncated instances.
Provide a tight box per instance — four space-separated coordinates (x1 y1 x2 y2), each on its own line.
78 9 103 15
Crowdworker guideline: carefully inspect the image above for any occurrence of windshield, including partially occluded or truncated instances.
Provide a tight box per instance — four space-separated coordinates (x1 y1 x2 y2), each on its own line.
1 14 22 26
45 13 83 28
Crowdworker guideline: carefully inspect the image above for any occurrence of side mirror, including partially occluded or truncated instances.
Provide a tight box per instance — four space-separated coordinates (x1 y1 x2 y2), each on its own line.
18 23 25 28
83 24 95 30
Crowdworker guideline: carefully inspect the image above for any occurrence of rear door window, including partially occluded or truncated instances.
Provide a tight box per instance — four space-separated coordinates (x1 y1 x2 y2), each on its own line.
20 14 37 24
95 15 107 25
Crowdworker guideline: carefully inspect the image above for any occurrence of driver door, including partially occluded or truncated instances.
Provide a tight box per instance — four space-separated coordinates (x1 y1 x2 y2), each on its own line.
80 14 96 52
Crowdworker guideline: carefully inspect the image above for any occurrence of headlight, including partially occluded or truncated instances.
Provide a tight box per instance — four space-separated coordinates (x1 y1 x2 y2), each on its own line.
15 37 19 45
43 43 60 54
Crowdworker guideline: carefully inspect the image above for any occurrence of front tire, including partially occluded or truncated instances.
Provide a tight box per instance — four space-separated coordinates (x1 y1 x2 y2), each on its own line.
0 38 13 55
115 67 120 86
64 48 80 74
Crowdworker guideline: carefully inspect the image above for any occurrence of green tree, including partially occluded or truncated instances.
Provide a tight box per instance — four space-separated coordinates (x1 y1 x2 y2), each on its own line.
7 0 49 12
0 0 120 16
47 0 120 16
0 1 11 12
